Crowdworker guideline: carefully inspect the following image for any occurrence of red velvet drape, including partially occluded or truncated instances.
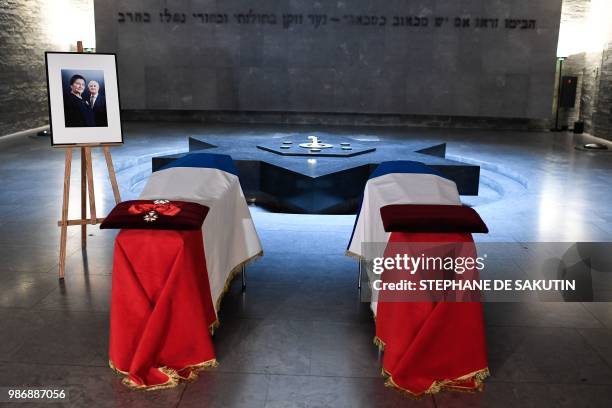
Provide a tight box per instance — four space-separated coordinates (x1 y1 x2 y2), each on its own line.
375 232 489 396
109 229 218 389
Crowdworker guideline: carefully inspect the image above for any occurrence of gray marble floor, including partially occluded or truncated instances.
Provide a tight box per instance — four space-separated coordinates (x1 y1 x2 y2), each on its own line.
0 122 611 407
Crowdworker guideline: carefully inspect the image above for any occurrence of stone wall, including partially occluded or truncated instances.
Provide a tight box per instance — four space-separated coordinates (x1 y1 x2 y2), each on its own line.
122 109 549 130
4 0 611 137
0 0 94 136
593 43 612 138
95 0 562 120
556 0 612 139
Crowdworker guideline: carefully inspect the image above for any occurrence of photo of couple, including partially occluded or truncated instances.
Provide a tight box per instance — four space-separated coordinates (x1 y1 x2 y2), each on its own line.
62 69 108 128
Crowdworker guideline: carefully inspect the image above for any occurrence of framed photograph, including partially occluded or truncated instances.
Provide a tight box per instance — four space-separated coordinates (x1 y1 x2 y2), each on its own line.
45 52 123 146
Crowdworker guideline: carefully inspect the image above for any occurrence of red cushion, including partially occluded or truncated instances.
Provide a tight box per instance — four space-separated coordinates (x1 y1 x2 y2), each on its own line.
380 204 488 233
100 200 209 230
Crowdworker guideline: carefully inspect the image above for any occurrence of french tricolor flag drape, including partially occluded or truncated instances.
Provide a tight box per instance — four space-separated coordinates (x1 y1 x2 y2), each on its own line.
109 153 262 389
347 161 489 396
347 160 461 266
140 153 263 314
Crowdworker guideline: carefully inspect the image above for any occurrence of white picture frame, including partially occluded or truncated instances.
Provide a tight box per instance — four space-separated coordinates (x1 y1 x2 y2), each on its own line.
45 52 123 146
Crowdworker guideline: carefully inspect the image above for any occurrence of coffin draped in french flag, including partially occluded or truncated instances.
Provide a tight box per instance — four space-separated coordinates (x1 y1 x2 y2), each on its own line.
347 161 462 260
106 153 262 390
347 161 463 312
138 153 263 312
347 161 489 396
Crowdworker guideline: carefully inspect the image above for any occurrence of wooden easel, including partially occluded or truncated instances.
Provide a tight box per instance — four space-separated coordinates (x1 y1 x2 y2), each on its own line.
57 41 122 280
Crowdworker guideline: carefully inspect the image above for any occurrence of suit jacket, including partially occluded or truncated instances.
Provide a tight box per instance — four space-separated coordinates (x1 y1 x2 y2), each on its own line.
64 92 95 127
89 93 108 127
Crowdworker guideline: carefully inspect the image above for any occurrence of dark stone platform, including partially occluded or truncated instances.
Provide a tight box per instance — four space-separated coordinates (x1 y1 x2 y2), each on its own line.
152 133 480 214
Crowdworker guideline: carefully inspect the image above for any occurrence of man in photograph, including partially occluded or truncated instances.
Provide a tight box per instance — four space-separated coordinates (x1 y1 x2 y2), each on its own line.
87 80 108 127
63 74 95 127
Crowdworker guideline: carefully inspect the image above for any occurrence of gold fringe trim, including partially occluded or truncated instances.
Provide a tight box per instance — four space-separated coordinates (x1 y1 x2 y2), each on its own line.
214 250 263 313
175 358 219 382
344 250 364 261
187 358 219 372
444 368 490 392
383 367 490 398
109 358 218 391
208 319 220 335
121 367 180 391
373 336 386 351
109 359 130 376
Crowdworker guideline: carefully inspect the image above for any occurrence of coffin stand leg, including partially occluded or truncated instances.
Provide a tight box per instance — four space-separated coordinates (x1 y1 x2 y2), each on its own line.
357 259 362 290
241 264 246 292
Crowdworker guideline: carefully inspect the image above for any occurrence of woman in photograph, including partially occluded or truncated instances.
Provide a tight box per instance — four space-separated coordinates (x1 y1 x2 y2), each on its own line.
63 74 95 127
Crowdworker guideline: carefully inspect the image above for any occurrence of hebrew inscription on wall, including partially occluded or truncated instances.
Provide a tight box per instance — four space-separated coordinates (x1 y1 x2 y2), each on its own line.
96 1 562 119
117 9 538 31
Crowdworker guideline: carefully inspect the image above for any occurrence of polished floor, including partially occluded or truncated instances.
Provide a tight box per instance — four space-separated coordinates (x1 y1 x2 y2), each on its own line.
1 123 612 407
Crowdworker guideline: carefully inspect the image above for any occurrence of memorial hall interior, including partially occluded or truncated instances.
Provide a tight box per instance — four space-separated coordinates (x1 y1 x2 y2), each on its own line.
1 0 612 407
